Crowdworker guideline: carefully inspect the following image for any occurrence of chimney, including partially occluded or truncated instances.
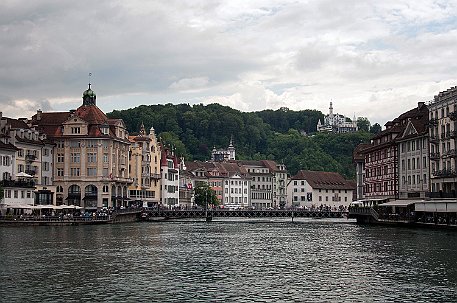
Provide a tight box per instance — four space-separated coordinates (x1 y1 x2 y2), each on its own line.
69 109 76 117
418 101 425 109
36 109 42 121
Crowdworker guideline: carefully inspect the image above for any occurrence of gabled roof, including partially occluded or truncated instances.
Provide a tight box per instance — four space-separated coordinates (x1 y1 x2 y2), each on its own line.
5 118 30 129
291 170 355 190
353 143 371 161
0 141 18 151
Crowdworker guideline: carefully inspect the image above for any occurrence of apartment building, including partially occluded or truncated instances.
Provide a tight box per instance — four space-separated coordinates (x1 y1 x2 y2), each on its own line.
287 170 354 208
428 86 457 197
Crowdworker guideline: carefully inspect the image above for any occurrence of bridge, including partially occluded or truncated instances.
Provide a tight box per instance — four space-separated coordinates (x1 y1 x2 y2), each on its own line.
141 209 347 222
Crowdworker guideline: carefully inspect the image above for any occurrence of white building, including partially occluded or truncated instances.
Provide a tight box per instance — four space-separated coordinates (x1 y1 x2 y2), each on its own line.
211 138 236 162
317 102 358 134
287 170 355 208
160 147 180 208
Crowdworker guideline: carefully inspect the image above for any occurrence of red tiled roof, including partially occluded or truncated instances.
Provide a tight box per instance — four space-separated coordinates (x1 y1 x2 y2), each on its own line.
291 170 355 190
5 118 29 129
75 105 108 125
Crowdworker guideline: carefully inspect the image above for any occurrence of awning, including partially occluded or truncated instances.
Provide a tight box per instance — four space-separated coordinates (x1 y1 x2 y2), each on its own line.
379 200 419 207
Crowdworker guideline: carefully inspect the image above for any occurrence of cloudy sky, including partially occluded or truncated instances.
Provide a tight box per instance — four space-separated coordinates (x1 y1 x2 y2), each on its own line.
1 0 457 126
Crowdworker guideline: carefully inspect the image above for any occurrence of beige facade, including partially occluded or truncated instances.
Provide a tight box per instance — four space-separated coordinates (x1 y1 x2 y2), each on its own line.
31 86 133 210
128 124 161 207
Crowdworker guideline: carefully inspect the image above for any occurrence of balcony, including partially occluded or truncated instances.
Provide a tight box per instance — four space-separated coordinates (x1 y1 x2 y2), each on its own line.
429 152 440 160
432 169 457 178
446 149 457 158
150 173 161 180
450 131 457 139
429 135 440 144
449 112 457 120
25 154 37 162
429 118 439 126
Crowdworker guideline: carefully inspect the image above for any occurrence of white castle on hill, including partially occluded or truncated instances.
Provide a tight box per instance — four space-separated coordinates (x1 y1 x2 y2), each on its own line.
317 102 358 133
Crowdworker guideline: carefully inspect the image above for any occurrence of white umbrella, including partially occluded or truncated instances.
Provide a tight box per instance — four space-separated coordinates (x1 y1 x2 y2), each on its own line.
16 172 34 178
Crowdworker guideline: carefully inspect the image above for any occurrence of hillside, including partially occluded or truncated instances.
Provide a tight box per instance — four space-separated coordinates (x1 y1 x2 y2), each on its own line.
107 103 372 179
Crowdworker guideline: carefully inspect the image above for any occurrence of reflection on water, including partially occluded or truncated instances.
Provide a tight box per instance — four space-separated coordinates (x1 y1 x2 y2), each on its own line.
1 219 456 302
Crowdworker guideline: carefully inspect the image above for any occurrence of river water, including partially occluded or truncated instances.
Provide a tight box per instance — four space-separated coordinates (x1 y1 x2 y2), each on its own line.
0 218 456 302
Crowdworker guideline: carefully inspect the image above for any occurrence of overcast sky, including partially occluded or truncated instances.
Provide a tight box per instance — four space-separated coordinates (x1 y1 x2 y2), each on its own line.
1 0 457 126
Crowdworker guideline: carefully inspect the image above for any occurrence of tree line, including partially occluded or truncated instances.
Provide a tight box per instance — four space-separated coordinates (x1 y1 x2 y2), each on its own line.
107 103 377 179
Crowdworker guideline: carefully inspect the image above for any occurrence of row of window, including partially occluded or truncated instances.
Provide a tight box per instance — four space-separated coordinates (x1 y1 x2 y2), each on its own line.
365 181 394 193
293 195 349 203
399 138 427 153
0 156 11 166
401 174 427 185
56 167 102 177
251 192 271 200
226 187 248 194
224 197 248 204
3 189 32 199
430 106 452 120
401 157 427 171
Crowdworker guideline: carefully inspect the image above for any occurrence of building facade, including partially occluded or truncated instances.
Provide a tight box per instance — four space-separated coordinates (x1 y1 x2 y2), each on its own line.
160 147 180 208
287 170 354 208
128 123 161 207
31 85 132 210
397 103 429 199
428 86 457 197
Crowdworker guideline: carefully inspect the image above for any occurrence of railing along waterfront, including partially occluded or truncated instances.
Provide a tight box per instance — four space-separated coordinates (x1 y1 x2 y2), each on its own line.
142 208 347 220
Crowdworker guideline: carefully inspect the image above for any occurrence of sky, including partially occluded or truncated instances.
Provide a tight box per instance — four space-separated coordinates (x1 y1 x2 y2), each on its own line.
1 0 457 127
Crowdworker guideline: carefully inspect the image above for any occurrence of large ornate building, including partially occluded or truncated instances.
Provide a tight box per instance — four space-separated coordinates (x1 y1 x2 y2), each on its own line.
30 85 132 209
317 102 358 133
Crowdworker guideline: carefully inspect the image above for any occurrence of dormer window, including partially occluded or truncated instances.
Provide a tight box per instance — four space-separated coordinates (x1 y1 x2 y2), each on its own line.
71 127 81 134
100 125 109 135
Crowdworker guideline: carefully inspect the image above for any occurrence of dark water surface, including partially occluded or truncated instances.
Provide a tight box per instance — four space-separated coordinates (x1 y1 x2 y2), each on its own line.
1 219 456 302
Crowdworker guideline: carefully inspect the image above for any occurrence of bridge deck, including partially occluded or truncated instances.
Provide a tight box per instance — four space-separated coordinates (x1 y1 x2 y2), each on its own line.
142 209 347 220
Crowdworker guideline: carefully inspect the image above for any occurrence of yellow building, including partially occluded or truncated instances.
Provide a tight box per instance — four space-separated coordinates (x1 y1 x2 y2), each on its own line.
128 123 161 207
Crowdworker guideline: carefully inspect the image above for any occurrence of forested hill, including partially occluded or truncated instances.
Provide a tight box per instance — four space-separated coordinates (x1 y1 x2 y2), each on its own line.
107 103 372 179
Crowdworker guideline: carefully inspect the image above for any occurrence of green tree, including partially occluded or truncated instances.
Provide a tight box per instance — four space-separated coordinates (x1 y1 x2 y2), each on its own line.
194 183 219 208
370 123 382 134
357 117 371 132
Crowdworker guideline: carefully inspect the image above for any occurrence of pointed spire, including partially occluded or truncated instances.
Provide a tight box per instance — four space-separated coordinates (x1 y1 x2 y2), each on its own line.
139 122 145 136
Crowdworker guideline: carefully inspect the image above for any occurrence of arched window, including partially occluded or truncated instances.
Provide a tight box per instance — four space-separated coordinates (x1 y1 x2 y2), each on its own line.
85 185 98 195
68 185 81 194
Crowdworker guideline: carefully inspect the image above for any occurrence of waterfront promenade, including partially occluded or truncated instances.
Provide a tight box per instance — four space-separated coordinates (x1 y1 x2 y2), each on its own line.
0 208 142 226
